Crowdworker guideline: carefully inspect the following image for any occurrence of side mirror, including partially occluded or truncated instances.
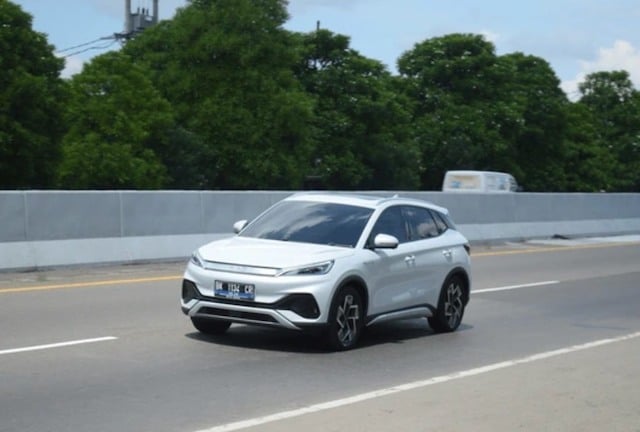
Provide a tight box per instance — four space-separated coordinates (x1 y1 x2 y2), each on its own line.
233 220 248 234
372 233 399 249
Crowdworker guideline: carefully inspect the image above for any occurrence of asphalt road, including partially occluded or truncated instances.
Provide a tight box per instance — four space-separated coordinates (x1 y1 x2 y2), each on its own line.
1 240 639 432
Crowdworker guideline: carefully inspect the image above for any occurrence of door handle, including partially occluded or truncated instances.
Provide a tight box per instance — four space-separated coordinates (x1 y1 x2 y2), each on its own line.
404 255 416 263
442 249 452 258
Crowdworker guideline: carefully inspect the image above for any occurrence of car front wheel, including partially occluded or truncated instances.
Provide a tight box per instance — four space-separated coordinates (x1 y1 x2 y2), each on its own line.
191 317 231 335
325 286 364 351
428 275 466 333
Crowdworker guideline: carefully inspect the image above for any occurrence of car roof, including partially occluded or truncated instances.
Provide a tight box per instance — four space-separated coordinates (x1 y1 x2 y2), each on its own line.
285 192 449 214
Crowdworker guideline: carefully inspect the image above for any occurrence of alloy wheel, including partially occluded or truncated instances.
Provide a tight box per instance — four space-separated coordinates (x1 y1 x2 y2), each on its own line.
336 294 360 346
444 281 464 328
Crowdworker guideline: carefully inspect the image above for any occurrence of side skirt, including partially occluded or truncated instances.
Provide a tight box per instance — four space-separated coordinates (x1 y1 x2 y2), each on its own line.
366 305 436 327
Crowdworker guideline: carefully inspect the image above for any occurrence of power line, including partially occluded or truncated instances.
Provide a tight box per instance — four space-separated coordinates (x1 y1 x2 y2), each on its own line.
55 36 114 54
61 39 119 58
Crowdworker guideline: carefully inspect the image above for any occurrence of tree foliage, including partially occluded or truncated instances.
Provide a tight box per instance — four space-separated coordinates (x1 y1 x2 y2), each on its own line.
0 0 66 188
293 29 420 189
578 71 640 191
562 102 616 191
397 34 583 191
58 52 173 189
124 0 315 189
398 34 517 189
496 53 569 191
2 0 640 192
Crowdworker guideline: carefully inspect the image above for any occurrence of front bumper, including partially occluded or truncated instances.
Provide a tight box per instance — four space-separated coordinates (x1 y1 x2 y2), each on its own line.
181 279 323 330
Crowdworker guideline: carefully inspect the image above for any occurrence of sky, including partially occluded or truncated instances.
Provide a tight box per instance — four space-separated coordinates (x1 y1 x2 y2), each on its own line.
13 0 640 99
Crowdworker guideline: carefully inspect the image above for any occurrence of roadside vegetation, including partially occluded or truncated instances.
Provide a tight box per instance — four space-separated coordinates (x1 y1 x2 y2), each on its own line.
1 0 639 191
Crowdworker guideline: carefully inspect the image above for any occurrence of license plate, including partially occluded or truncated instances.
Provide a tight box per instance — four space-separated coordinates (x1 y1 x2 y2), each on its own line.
214 280 255 300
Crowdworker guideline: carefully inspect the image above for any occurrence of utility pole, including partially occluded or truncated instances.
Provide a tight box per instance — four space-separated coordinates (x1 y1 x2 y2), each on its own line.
119 0 159 41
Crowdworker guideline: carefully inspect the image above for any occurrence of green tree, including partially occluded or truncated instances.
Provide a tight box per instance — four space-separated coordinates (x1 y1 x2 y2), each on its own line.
398 34 516 189
563 102 615 191
398 34 572 191
124 0 315 189
293 29 420 190
58 52 173 189
497 53 569 191
578 71 640 191
0 0 66 188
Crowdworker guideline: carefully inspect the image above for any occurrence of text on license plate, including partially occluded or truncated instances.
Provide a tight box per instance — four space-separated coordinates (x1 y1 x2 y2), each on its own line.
214 280 255 300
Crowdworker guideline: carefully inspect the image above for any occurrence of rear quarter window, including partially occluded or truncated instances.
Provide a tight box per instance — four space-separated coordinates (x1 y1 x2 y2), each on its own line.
433 210 456 230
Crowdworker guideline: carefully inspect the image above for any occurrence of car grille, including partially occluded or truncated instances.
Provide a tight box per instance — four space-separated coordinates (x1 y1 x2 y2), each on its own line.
199 307 278 323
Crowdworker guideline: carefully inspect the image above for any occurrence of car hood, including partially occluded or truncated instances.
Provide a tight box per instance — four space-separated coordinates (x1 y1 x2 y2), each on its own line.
197 236 355 269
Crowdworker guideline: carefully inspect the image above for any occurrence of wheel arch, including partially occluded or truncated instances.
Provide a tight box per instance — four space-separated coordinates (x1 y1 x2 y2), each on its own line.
337 275 369 317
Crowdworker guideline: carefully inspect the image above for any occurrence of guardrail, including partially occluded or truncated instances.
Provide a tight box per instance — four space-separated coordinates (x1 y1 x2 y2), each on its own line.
1 191 639 270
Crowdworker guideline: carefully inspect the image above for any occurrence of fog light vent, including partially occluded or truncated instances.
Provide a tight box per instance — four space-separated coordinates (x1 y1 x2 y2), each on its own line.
182 279 199 302
277 294 320 319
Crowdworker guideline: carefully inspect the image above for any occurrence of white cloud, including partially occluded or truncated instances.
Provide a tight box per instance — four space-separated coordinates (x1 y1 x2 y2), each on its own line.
479 29 500 44
562 40 640 100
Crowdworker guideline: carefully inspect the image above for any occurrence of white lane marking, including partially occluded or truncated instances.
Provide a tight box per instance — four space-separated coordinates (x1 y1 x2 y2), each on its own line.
0 336 118 356
473 280 560 294
192 331 640 432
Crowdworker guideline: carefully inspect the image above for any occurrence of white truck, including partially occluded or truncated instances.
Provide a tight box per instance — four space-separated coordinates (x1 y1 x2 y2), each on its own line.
442 170 518 193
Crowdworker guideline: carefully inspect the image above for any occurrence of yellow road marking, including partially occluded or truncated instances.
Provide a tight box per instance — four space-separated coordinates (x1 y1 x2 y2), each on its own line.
0 275 181 294
0 241 638 295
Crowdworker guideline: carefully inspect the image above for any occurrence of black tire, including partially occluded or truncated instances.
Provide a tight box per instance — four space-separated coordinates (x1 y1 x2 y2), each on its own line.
325 286 364 351
428 275 466 333
191 317 231 335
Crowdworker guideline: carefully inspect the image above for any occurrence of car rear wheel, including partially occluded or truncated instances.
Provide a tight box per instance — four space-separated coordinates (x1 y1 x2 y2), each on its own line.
428 275 466 333
191 317 231 335
325 286 363 351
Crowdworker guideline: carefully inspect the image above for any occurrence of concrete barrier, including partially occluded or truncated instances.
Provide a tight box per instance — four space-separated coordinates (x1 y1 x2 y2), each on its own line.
1 191 639 270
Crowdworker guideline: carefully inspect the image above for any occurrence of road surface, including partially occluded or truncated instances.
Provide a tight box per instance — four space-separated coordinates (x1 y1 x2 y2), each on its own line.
1 239 639 432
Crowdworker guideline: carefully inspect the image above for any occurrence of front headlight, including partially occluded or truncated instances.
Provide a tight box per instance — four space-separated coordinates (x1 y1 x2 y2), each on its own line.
190 250 205 268
277 260 334 277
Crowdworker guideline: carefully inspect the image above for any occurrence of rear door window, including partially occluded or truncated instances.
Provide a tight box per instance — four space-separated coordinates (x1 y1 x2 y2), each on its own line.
403 206 440 241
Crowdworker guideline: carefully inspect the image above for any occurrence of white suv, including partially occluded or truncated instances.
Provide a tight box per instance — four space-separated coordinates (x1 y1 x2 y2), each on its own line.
181 193 471 350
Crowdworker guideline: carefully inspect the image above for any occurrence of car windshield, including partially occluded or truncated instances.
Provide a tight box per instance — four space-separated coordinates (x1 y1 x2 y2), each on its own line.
239 200 373 248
